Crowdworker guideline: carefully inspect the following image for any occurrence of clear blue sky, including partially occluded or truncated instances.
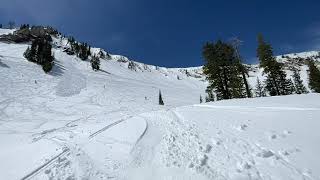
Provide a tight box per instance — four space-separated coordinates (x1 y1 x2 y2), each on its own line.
1 0 320 67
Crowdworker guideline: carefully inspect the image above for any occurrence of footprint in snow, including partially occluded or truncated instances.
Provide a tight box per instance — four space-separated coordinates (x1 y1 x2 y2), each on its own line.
269 134 277 140
279 148 301 156
257 149 274 158
237 124 248 131
280 130 292 138
267 130 292 140
211 138 222 146
204 144 212 153
236 161 252 172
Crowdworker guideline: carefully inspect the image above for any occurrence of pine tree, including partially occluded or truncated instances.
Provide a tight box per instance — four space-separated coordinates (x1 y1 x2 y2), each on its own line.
20 24 29 30
159 90 164 105
128 61 136 71
203 40 246 100
286 79 296 95
255 77 266 97
78 43 89 60
307 59 320 93
257 34 274 68
205 96 210 102
106 52 111 59
0 24 2 28
88 45 91 56
205 88 215 102
98 50 105 59
91 56 100 71
257 34 291 96
200 95 203 104
23 47 32 60
231 38 252 98
292 69 308 94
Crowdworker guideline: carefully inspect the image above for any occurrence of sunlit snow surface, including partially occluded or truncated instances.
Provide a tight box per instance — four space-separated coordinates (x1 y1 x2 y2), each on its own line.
0 29 320 180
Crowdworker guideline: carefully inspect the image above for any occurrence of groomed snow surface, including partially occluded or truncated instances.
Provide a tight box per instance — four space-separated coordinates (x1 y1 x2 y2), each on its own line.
1 30 320 180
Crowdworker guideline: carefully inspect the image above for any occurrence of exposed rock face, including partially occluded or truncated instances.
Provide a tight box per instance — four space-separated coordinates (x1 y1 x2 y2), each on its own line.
0 26 58 43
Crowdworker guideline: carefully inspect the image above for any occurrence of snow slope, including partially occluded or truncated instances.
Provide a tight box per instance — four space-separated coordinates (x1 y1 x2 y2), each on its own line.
1 28 320 180
0 30 207 180
128 94 320 180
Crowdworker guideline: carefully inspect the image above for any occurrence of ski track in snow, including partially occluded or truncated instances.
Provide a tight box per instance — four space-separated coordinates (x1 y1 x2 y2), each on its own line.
121 105 319 180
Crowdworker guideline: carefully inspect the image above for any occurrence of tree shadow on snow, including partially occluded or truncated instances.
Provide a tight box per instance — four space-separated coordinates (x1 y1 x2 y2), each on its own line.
0 56 10 68
99 69 111 75
49 60 65 76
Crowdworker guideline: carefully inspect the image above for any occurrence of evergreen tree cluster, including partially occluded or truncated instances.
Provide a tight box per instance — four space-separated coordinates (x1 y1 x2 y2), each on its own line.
67 37 91 60
20 24 30 30
307 59 320 93
257 34 294 96
202 34 312 101
0 24 2 28
203 40 248 101
128 61 137 71
98 49 111 60
24 35 54 73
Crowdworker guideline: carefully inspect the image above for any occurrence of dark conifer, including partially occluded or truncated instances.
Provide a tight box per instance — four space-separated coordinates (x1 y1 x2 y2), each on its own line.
292 69 308 94
205 88 215 102
203 40 246 100
23 47 32 60
159 90 164 105
307 59 320 93
98 50 105 59
257 34 292 96
255 78 266 97
91 56 100 71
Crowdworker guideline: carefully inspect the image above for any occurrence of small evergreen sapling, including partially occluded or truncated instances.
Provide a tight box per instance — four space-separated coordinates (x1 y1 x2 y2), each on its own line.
292 69 308 94
159 90 164 105
255 78 266 97
91 56 100 71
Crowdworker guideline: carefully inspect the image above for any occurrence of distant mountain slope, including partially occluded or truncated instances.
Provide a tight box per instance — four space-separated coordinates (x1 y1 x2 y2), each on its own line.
2 27 320 97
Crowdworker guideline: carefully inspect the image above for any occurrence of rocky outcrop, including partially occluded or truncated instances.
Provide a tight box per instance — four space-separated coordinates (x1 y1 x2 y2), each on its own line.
0 26 58 43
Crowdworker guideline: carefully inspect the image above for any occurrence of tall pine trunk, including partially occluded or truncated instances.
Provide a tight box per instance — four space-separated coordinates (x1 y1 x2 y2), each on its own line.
239 64 251 98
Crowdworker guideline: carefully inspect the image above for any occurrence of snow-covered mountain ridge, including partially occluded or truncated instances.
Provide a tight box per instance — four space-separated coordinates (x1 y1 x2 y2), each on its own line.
2 27 320 93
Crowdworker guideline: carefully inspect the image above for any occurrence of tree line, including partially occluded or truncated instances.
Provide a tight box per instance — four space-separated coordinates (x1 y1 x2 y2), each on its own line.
203 34 320 102
67 36 100 71
21 25 101 73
